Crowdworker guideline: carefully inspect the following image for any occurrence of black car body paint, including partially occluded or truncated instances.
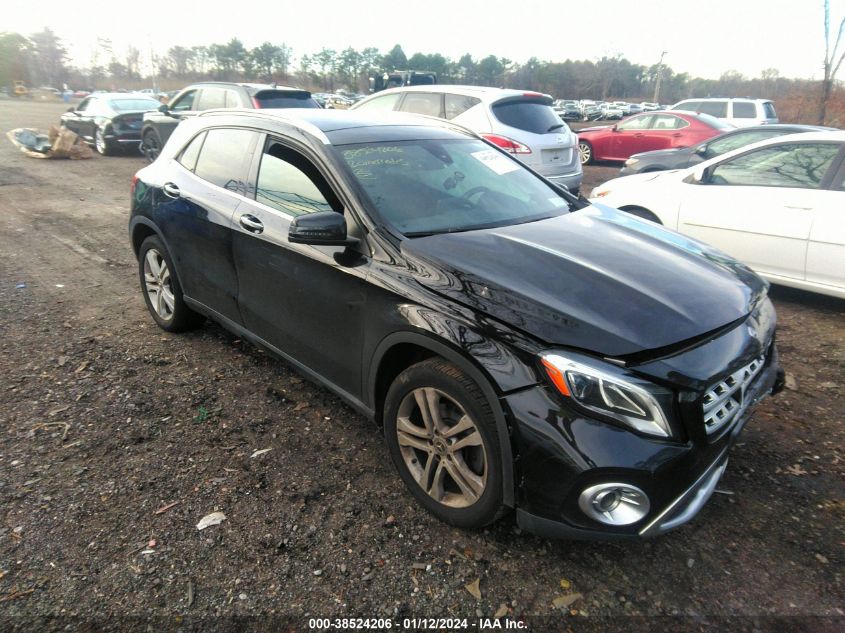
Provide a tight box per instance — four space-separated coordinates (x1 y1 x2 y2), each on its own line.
129 110 783 539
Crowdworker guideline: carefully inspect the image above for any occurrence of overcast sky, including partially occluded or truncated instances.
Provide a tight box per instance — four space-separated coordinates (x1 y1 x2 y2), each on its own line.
7 0 845 80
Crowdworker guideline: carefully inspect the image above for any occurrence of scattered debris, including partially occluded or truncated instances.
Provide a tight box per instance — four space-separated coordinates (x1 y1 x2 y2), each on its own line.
559 578 572 590
15 282 26 289
154 501 180 515
785 374 798 391
552 593 582 609
187 580 195 607
250 448 272 459
465 578 482 600
0 588 36 603
494 604 509 618
7 126 94 159
815 553 830 564
785 464 808 476
196 511 227 531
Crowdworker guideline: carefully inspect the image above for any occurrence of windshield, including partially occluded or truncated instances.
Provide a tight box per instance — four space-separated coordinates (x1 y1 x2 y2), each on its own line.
109 98 161 111
337 138 572 237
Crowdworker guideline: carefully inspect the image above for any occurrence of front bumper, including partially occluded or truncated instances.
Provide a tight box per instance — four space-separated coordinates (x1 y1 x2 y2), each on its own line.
508 345 782 540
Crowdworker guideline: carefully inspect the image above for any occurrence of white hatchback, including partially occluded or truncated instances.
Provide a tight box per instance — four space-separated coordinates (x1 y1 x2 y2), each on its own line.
352 86 583 193
590 131 845 298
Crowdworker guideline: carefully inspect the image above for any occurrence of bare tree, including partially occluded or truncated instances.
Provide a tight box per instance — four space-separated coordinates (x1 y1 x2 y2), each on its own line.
820 0 845 124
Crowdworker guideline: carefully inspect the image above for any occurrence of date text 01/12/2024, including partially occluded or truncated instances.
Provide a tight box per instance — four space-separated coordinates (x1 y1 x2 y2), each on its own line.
307 617 528 630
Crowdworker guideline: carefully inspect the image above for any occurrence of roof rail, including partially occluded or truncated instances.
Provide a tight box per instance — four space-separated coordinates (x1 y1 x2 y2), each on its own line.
196 108 331 144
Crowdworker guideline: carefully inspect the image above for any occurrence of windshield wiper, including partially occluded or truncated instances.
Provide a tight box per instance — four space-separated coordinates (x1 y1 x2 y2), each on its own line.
547 123 565 132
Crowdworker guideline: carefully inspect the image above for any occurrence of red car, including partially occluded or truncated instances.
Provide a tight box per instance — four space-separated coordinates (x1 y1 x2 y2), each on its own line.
577 112 732 164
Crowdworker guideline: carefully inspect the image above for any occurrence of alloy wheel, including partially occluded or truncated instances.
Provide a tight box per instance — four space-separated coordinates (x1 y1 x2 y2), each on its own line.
95 128 106 154
578 141 592 165
143 248 175 321
395 387 488 508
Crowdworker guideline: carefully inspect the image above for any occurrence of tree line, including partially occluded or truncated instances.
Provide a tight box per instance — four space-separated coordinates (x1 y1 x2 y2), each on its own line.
1 29 843 125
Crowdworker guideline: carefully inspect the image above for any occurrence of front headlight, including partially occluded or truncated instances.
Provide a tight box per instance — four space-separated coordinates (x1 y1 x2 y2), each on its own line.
540 352 674 437
624 157 639 166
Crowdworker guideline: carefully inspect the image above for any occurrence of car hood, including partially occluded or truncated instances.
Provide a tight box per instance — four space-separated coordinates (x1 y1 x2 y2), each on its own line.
401 205 766 357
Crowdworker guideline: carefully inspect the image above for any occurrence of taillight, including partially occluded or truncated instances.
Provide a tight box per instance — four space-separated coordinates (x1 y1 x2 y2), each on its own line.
481 133 532 154
252 97 262 109
130 174 138 195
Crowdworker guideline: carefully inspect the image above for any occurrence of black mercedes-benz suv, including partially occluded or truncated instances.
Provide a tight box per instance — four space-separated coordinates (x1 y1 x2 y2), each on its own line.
128 109 784 539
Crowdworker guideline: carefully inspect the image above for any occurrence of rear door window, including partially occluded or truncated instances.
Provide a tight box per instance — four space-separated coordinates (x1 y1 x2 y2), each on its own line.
194 128 260 192
763 102 777 119
697 101 728 118
197 88 227 110
650 114 687 129
491 99 561 134
253 90 319 108
399 93 444 118
732 102 757 118
445 94 481 120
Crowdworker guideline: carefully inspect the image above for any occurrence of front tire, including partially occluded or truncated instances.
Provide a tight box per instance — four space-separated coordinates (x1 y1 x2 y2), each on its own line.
384 358 504 528
137 235 203 332
578 140 593 165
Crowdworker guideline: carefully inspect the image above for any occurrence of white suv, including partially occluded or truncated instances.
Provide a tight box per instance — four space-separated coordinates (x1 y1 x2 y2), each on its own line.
352 86 583 193
669 98 778 128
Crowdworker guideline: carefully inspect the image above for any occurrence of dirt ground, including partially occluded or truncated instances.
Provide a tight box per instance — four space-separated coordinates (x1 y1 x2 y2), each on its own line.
0 99 842 632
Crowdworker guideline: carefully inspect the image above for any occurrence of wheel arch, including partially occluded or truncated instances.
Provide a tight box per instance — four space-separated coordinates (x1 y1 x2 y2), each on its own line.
368 331 517 508
129 217 188 290
619 205 663 224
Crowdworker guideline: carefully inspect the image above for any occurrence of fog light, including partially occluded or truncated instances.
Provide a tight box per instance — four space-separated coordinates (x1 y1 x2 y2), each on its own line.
579 483 650 526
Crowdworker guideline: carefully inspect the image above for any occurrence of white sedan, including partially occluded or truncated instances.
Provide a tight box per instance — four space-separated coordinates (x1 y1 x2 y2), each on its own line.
591 131 845 299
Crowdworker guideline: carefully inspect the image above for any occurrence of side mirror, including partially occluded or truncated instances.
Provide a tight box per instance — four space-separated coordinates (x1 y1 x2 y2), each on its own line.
158 103 169 113
288 211 357 246
695 145 709 157
66 107 75 113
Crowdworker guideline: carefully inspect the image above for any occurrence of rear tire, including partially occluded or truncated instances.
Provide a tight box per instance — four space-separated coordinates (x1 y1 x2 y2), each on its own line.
137 235 203 332
384 358 504 529
578 140 593 165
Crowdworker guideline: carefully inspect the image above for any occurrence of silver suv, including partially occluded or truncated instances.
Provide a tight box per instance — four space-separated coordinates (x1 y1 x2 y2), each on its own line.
669 98 778 128
352 86 583 193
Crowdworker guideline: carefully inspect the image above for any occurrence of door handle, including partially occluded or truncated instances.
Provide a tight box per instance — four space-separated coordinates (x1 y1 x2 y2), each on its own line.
672 132 682 137
162 182 180 198
239 214 264 234
634 133 644 137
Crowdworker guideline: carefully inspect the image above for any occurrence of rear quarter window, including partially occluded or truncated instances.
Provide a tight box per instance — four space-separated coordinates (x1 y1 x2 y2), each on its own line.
491 100 560 134
732 102 757 118
445 94 481 120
